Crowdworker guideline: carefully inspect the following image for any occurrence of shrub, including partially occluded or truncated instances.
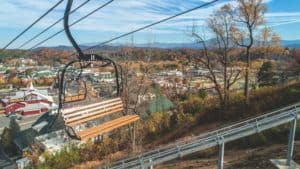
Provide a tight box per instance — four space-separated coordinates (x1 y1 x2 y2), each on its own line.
38 145 81 169
182 95 204 115
145 112 171 135
198 89 208 99
174 112 196 128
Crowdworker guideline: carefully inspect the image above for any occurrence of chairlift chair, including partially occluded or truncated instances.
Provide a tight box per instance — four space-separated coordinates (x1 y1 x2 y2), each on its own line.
56 0 139 141
54 67 85 100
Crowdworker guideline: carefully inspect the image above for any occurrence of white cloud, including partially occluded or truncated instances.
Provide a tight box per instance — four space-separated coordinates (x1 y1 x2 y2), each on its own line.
0 0 229 31
265 12 300 27
266 12 300 17
1 0 298 48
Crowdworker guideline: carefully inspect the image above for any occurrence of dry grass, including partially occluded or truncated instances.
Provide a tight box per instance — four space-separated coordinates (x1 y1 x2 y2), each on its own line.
156 141 300 169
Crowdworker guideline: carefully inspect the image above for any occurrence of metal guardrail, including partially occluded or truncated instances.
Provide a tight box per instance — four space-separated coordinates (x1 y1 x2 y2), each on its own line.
101 103 300 169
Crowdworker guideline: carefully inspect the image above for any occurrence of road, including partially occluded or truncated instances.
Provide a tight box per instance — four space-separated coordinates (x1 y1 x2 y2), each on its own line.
0 113 43 136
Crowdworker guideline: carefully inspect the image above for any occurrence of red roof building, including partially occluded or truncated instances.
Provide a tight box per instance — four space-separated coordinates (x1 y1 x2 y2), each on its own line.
0 82 57 116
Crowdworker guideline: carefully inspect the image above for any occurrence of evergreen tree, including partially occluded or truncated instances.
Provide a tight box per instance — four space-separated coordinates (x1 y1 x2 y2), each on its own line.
10 117 21 138
257 61 275 86
1 127 13 152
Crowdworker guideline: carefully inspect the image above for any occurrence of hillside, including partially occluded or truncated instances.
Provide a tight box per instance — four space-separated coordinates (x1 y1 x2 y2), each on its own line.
156 141 300 169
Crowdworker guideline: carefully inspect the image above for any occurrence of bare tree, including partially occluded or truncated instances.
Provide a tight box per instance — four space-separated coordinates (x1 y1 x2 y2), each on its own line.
192 4 241 109
230 0 266 102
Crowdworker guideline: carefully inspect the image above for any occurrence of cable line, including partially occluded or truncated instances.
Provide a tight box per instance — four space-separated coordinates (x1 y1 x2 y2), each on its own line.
64 0 219 57
29 0 114 50
19 0 91 49
2 0 64 49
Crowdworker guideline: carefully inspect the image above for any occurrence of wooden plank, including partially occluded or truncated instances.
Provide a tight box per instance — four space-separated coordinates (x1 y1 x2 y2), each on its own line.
77 116 133 136
63 98 121 115
77 115 139 140
63 97 121 114
80 116 139 140
62 97 121 115
64 104 123 121
65 106 124 126
80 116 139 141
78 115 138 137
63 101 123 118
63 100 123 118
66 107 124 127
64 94 85 102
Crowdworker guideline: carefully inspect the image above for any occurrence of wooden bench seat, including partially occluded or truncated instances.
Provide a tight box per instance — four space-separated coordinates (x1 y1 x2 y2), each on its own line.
77 115 140 141
62 98 124 127
62 97 140 141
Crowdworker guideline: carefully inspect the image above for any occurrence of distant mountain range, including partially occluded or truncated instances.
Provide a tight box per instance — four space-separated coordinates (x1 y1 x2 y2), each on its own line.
35 40 300 51
280 40 300 48
80 42 202 49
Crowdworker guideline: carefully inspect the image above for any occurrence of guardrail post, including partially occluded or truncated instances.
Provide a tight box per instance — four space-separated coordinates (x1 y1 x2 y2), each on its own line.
140 156 145 169
286 116 297 166
176 145 182 158
149 158 153 169
218 139 225 169
122 160 125 169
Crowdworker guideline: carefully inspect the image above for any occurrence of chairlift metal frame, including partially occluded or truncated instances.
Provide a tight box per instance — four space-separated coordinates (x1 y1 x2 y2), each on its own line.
56 0 123 139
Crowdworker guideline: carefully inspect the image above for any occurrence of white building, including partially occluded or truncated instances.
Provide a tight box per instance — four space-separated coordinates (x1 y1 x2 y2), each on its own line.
137 92 156 104
35 130 80 154
158 69 183 77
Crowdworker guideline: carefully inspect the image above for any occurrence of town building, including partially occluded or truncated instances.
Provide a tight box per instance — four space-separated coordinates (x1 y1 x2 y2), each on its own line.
35 129 80 154
0 82 57 116
137 92 156 104
158 69 183 77
92 72 114 83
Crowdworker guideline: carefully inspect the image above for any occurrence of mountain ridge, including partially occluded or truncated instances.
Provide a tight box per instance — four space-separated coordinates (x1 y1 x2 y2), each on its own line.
34 40 300 51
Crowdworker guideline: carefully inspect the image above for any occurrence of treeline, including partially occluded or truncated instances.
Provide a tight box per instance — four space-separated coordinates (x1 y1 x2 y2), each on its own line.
2 46 300 66
0 48 74 65
100 47 200 62
0 49 29 61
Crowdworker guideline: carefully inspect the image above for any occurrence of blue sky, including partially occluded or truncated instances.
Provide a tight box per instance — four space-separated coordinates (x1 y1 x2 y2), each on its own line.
0 0 299 49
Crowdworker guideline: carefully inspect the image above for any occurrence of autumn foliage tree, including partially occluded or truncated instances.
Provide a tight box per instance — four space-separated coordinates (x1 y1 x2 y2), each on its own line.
230 0 266 102
258 27 284 59
192 4 241 108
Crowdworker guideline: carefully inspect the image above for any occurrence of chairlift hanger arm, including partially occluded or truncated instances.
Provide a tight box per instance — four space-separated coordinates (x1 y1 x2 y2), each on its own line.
63 0 113 64
60 0 121 103
59 59 80 108
64 0 84 58
80 53 113 65
80 53 122 96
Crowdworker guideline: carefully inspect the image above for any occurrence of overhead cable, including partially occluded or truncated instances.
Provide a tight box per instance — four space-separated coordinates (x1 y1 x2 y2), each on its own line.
19 0 91 49
29 0 114 50
2 0 64 49
65 0 219 57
